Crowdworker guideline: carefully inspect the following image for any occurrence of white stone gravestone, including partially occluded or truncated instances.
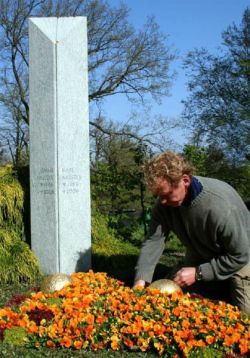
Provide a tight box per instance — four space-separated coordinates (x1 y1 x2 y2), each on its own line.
29 17 91 274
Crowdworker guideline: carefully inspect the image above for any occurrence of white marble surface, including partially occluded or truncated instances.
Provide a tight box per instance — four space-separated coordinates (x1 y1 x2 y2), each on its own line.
29 17 91 274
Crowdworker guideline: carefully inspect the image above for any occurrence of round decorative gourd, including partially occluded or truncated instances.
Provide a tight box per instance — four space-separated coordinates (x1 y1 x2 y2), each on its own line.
40 273 72 293
149 279 182 294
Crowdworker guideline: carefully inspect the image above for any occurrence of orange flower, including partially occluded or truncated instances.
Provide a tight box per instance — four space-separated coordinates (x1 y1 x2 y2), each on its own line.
181 319 190 329
85 313 95 325
59 336 72 348
153 323 166 335
27 324 39 334
176 338 186 350
47 340 56 349
195 339 206 348
85 324 94 338
205 335 215 344
239 338 249 355
136 337 150 351
96 316 106 324
91 342 105 350
124 338 134 348
172 306 181 316
73 340 83 349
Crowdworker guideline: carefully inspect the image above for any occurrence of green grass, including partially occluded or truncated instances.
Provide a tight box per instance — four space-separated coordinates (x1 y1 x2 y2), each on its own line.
0 346 158 358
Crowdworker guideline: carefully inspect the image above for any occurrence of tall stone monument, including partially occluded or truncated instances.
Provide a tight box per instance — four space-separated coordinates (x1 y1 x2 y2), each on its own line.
29 17 91 274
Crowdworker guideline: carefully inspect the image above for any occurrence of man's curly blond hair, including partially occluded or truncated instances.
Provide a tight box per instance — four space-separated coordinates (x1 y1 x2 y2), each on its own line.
143 151 193 192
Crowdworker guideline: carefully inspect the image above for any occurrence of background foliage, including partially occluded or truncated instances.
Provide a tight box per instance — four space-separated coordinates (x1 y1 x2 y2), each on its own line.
183 144 250 199
182 8 250 163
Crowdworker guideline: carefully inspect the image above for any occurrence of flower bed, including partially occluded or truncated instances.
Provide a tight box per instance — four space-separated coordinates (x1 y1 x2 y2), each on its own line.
0 271 249 357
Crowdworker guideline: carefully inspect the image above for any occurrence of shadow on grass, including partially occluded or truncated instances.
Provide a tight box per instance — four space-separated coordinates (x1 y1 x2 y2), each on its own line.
92 252 232 304
92 253 175 287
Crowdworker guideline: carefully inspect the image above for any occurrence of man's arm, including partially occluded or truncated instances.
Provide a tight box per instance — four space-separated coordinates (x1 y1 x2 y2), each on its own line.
134 205 169 286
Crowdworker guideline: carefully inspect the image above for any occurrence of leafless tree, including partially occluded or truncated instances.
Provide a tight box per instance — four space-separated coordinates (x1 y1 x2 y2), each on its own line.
0 0 176 165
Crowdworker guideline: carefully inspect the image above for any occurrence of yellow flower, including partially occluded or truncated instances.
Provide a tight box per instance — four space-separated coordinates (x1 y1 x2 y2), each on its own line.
110 334 120 350
154 341 164 355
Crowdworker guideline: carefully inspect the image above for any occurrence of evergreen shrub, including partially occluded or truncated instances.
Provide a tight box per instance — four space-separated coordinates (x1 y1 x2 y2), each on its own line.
0 165 24 234
0 165 41 283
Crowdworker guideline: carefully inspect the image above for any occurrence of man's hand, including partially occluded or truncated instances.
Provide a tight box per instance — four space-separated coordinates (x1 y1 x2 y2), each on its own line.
133 279 146 288
173 267 196 287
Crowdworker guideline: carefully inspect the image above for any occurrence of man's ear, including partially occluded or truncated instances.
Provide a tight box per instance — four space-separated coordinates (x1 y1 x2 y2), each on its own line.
183 174 191 187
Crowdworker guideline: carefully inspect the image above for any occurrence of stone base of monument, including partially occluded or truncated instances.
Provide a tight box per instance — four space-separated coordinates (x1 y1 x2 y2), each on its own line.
149 279 182 294
40 273 72 293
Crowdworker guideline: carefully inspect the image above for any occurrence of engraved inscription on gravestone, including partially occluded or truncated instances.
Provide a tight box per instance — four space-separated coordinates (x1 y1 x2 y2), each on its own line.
32 168 54 195
31 167 84 195
60 168 82 195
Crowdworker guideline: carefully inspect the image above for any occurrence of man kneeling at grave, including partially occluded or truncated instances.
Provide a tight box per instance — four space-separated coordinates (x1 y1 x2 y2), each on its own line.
134 151 250 315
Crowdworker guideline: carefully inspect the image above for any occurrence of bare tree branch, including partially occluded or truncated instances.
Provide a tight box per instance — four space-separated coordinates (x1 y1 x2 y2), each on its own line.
0 0 175 165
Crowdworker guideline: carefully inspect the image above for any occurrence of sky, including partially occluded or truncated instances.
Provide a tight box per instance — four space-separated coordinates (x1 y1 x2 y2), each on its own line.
99 0 249 147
